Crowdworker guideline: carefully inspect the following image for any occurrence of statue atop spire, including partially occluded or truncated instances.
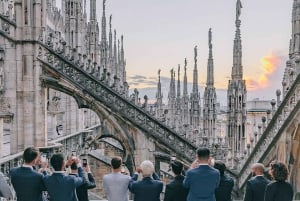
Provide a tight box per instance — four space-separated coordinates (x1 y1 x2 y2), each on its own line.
209 28 212 48
109 15 112 29
194 46 198 64
103 0 106 12
236 0 242 20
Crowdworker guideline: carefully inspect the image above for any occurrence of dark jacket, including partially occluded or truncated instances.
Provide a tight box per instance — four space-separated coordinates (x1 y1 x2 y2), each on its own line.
10 166 46 201
243 175 270 201
215 174 234 201
129 173 163 201
264 181 293 201
164 175 188 201
43 167 86 201
69 172 96 201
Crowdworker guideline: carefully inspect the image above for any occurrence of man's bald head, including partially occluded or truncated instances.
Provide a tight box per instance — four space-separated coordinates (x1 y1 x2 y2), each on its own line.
251 163 265 176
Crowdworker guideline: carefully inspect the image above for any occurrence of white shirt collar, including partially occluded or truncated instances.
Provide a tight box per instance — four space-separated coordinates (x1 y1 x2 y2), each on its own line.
53 171 65 174
22 164 33 169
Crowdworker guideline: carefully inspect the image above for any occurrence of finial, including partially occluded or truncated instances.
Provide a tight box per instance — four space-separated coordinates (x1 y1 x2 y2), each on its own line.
103 0 106 11
236 0 242 19
170 68 174 77
184 58 187 69
158 69 161 78
209 28 212 47
121 35 123 43
178 64 180 73
109 15 112 28
194 46 198 63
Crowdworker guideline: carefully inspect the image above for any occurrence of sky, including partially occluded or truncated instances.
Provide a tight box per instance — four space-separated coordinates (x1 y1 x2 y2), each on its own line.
57 0 293 105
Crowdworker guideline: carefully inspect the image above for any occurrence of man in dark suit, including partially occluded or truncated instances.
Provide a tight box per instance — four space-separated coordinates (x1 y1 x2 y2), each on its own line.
69 161 96 201
10 147 46 201
243 163 270 201
43 153 86 201
214 160 234 201
164 160 188 201
183 147 220 201
129 160 163 201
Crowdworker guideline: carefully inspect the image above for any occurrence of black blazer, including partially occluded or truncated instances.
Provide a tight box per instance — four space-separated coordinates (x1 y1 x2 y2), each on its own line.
264 181 293 201
10 167 46 201
243 175 270 201
215 174 234 201
164 175 188 201
69 172 96 201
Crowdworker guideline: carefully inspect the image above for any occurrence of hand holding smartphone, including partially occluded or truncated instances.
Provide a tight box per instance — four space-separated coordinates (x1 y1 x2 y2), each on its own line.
82 159 87 167
41 154 47 163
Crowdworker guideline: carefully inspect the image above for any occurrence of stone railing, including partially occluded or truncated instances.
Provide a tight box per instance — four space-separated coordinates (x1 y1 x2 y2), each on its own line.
48 124 101 156
36 41 197 163
0 124 101 174
237 73 300 189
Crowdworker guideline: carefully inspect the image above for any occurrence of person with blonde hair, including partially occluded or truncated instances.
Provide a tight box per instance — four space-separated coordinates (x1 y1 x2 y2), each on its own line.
129 160 163 201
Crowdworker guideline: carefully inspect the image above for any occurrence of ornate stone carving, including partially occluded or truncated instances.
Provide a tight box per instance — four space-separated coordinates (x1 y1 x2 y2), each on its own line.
38 44 197 162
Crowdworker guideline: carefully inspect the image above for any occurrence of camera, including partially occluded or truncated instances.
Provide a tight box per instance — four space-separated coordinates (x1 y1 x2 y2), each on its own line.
82 159 87 167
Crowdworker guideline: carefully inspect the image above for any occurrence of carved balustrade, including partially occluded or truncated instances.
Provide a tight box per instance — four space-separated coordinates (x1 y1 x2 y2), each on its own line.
237 73 300 189
0 125 100 175
37 41 197 163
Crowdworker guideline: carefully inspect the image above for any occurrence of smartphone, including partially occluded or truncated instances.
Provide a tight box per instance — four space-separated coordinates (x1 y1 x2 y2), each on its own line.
82 159 87 167
72 151 76 159
121 164 126 173
41 154 47 163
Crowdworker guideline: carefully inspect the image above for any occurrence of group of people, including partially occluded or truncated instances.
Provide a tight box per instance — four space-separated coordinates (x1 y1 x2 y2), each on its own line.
9 147 96 201
103 147 294 201
103 147 224 201
0 146 294 201
244 161 293 201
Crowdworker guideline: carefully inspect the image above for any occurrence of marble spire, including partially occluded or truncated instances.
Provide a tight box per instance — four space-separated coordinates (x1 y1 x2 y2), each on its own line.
203 28 217 139
231 0 243 80
227 0 247 168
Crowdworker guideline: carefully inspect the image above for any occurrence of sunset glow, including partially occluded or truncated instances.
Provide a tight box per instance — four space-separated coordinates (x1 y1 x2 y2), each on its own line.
245 53 280 91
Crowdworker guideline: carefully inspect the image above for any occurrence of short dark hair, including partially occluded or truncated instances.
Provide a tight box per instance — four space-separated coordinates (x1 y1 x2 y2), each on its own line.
214 160 226 175
111 157 122 169
50 153 65 171
171 161 183 175
23 147 39 163
70 162 78 170
270 161 289 182
197 147 210 160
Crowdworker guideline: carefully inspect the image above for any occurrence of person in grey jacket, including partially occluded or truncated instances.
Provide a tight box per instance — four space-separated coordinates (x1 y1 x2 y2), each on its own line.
103 156 131 201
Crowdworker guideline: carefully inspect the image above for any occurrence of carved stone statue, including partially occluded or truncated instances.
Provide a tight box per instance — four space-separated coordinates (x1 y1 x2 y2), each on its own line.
209 28 212 47
0 66 4 91
194 46 197 63
236 0 242 19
